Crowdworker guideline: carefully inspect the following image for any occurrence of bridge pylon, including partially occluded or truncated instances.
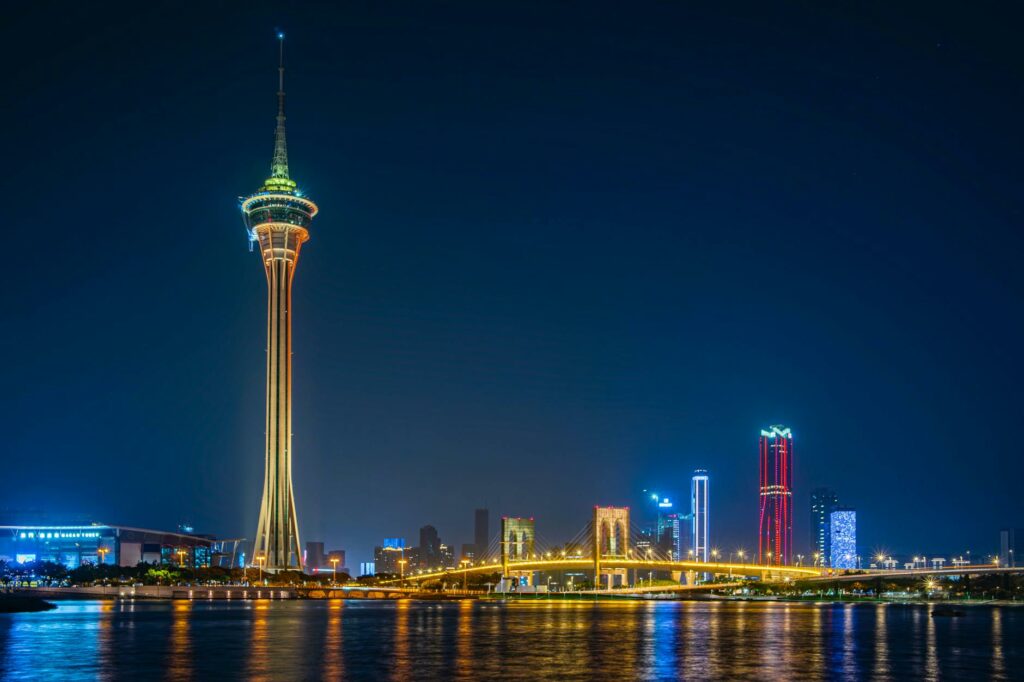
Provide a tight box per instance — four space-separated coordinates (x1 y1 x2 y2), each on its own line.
500 517 535 579
593 506 630 589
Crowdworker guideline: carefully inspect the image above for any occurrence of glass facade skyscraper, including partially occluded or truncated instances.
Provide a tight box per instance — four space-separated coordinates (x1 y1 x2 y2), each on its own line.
810 487 838 566
758 425 793 565
829 508 857 569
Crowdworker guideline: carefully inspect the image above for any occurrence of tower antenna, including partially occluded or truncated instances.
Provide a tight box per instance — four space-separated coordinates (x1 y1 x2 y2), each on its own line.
271 31 289 180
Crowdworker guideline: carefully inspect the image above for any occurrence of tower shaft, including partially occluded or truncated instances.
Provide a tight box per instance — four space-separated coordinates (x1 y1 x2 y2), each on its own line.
252 225 307 569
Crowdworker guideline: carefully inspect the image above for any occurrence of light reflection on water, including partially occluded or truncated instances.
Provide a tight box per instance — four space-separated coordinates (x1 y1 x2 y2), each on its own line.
0 599 1019 681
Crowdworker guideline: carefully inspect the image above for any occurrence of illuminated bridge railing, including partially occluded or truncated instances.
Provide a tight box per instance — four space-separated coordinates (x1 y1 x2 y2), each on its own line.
384 558 821 584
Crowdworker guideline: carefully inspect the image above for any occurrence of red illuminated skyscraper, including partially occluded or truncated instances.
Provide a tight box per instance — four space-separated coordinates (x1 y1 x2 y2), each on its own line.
758 425 793 565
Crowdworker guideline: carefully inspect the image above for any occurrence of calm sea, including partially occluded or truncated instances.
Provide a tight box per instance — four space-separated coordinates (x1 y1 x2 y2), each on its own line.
0 599 1018 680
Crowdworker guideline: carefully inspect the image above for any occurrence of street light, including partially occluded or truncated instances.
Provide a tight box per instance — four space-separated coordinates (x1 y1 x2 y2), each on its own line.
398 559 407 586
97 547 109 566
330 558 340 584
460 559 470 591
177 548 187 571
256 554 265 583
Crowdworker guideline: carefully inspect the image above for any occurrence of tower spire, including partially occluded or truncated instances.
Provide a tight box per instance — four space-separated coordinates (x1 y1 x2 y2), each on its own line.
271 32 289 180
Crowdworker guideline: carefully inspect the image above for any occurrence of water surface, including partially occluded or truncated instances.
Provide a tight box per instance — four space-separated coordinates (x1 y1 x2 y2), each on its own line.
0 599 1017 680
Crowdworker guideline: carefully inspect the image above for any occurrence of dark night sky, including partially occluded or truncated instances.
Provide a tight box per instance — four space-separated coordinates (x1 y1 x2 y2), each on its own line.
3 2 1022 567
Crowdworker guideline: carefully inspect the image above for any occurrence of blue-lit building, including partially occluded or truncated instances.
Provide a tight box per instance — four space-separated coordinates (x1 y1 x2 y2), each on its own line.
829 508 857 569
0 524 216 569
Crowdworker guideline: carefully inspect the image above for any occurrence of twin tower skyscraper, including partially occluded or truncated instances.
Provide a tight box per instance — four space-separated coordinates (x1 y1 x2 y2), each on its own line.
242 35 317 569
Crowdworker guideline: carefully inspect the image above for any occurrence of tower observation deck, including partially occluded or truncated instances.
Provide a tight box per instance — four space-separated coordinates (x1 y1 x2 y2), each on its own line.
241 34 318 570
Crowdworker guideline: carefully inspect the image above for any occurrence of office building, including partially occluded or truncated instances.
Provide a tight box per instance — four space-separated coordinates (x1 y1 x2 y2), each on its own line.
305 541 325 572
691 470 709 562
810 488 838 566
440 543 454 568
326 549 346 574
245 35 321 570
829 508 857 569
373 538 405 575
419 525 442 569
758 425 794 565
359 562 375 577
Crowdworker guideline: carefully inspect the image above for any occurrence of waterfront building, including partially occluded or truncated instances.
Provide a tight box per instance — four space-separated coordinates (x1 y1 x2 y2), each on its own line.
758 425 794 565
692 470 709 562
305 541 325 572
474 508 490 559
829 508 857 569
359 562 375 577
810 488 838 566
245 36 320 570
0 523 215 569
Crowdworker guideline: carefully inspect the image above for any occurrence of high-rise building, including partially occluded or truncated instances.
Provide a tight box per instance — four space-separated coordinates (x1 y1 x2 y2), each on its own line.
1000 529 1021 568
440 543 455 568
305 541 325 572
655 497 680 559
829 508 857 569
758 425 794 565
359 562 375 577
373 538 405 575
246 35 320 570
474 508 490 559
326 549 346 574
419 525 442 569
810 488 838 566
692 470 709 562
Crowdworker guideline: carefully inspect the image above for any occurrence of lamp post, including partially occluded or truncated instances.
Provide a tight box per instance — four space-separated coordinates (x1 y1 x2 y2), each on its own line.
177 549 187 574
398 559 407 587
330 558 339 585
460 559 470 591
256 554 265 584
97 547 109 566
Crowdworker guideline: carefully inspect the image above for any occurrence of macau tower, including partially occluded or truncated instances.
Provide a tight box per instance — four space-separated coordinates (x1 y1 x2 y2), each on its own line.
241 35 318 570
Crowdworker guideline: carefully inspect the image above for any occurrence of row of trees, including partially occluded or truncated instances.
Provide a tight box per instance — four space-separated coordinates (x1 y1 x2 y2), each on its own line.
0 559 355 588
744 573 1024 600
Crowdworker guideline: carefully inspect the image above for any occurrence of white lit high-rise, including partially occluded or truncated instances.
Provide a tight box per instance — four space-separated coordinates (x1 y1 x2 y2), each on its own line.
691 469 709 562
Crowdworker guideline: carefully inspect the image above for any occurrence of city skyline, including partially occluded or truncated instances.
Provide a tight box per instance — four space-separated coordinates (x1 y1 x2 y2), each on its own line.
3 3 1023 570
